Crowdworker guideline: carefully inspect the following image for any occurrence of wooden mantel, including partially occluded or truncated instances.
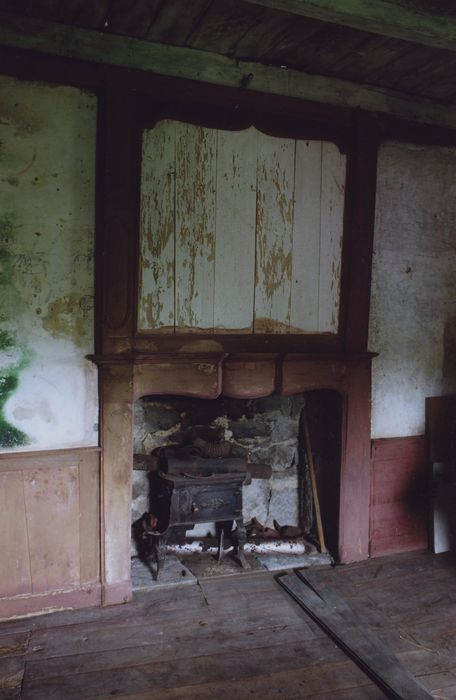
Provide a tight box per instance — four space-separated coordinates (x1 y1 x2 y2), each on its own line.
96 351 373 604
91 74 380 606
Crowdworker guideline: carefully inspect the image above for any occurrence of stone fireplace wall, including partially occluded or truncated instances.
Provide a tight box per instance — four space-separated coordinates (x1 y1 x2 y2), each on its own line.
132 390 342 552
132 395 305 536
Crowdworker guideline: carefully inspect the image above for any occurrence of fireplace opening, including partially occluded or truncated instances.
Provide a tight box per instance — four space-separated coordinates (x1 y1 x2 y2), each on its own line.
131 390 342 586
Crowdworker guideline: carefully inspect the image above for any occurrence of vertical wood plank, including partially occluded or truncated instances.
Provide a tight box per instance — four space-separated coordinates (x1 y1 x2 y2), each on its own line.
319 142 346 333
99 90 139 353
0 472 32 597
138 121 176 331
23 466 80 594
345 113 379 353
290 140 322 332
79 452 100 584
254 133 294 333
214 127 257 331
175 123 216 330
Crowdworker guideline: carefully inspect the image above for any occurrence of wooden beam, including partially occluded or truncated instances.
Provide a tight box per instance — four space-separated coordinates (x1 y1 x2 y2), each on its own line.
1 12 456 128
244 0 456 52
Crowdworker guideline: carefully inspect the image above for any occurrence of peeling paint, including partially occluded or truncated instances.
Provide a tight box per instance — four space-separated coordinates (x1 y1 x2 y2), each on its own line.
139 121 345 336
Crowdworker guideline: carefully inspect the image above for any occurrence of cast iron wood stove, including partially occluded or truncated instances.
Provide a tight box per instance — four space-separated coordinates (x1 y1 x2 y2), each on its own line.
140 448 254 578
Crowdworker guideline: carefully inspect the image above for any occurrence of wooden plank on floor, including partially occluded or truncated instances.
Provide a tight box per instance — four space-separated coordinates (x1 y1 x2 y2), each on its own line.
21 644 376 700
24 621 322 680
25 604 316 663
0 633 29 659
0 657 24 697
279 571 433 699
95 663 386 700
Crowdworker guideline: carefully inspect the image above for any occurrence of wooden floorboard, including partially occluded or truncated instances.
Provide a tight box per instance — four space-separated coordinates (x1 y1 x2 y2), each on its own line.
1 550 456 698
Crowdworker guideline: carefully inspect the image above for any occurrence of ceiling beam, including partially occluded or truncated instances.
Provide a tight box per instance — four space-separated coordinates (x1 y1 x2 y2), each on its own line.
245 0 456 52
0 11 456 129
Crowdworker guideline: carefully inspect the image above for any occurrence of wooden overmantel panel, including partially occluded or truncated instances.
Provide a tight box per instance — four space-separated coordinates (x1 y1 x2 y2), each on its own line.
138 121 346 336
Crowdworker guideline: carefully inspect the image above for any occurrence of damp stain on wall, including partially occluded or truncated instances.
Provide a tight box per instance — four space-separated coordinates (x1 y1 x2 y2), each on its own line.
42 293 90 347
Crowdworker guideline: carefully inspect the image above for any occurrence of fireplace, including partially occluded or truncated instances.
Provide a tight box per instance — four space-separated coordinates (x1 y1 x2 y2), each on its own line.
97 352 372 604
132 389 343 572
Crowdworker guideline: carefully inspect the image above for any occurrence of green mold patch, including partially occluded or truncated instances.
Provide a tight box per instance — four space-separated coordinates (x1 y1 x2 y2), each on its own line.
0 214 32 449
0 211 17 239
0 372 30 448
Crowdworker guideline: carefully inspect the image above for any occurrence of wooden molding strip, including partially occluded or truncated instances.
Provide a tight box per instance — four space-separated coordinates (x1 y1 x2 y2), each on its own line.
1 11 456 128
245 0 456 53
0 446 100 472
0 583 101 622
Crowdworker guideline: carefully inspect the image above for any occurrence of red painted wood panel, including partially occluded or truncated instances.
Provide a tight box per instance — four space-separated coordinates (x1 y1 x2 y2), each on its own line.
23 466 81 594
0 472 32 597
370 436 428 557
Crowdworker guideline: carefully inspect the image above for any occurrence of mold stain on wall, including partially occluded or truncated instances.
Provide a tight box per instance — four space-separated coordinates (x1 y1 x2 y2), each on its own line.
0 213 31 447
0 330 30 447
0 74 98 452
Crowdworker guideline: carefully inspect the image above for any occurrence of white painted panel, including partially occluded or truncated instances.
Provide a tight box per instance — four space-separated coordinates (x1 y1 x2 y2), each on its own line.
254 133 295 333
0 75 97 453
175 123 216 330
214 127 257 331
318 142 346 333
369 141 456 439
137 121 346 337
290 141 322 332
138 121 175 330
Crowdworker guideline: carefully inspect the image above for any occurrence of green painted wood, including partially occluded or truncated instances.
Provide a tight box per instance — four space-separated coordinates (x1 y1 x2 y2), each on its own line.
244 0 456 52
0 11 456 127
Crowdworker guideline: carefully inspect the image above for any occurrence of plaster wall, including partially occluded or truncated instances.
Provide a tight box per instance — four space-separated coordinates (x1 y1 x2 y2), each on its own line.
369 140 456 438
0 75 98 452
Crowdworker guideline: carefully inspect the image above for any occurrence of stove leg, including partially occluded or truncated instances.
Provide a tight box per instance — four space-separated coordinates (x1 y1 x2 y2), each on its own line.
216 521 232 564
235 518 251 569
153 529 170 580
217 526 224 563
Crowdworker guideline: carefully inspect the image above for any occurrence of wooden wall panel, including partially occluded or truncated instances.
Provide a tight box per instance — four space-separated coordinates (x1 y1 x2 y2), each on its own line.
0 472 32 598
79 451 100 584
0 448 101 615
175 123 216 330
254 133 294 333
370 436 428 557
23 465 81 594
214 127 257 331
139 122 346 336
290 140 321 332
139 121 176 330
319 142 346 333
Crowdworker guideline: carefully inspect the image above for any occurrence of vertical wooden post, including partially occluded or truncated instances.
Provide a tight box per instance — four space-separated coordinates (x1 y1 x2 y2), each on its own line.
343 111 380 354
96 88 140 604
100 363 134 605
96 88 140 356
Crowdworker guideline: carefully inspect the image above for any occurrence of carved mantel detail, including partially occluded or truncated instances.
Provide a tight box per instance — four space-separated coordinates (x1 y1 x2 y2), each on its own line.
94 350 373 605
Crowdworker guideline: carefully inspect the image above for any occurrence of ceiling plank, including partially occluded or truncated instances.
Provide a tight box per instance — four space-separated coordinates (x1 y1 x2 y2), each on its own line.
0 10 456 128
244 0 456 52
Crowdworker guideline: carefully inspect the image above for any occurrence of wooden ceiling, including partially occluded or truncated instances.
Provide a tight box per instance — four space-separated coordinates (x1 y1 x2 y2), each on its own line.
1 0 455 105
